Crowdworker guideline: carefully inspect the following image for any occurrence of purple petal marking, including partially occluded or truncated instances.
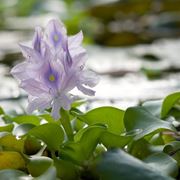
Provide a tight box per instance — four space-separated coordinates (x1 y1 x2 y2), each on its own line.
46 19 67 49
32 26 43 54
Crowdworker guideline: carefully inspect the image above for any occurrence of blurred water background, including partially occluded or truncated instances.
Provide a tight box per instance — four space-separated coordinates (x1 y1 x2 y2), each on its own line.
1 0 180 114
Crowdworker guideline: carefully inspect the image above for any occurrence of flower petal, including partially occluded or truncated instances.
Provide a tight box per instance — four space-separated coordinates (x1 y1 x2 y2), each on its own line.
20 79 49 96
77 84 95 96
45 19 67 49
27 95 52 113
32 26 43 54
68 31 83 48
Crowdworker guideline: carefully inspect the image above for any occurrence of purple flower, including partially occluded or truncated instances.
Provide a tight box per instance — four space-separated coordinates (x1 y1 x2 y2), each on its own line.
11 19 99 119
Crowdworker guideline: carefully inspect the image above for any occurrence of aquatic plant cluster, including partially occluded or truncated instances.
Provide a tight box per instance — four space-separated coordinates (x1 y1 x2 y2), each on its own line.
0 19 179 180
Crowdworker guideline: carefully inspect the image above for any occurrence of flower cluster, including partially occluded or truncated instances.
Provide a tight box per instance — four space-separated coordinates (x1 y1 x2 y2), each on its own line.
11 19 99 119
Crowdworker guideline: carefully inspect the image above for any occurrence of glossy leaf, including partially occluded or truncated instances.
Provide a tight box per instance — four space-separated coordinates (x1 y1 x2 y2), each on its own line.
61 125 106 164
34 166 56 180
0 169 30 180
144 152 178 178
100 131 133 148
124 107 175 140
27 156 53 177
96 149 173 180
13 123 36 136
142 100 162 117
28 123 64 151
0 124 14 132
161 92 180 118
74 106 125 134
12 115 41 126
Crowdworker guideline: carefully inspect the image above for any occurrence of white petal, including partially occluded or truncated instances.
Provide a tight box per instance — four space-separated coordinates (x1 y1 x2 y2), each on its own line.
27 95 52 113
68 31 83 48
77 84 95 96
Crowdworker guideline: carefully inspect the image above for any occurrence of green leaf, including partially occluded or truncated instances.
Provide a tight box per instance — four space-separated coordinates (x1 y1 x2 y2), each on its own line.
144 152 178 178
0 124 14 132
0 134 24 152
61 125 106 164
0 151 25 170
124 107 175 140
96 149 173 180
24 135 42 155
74 106 125 134
27 156 53 177
142 100 162 117
163 141 180 166
13 123 36 136
12 115 41 126
0 169 29 180
34 166 56 180
28 123 64 151
39 114 57 124
100 131 133 149
54 157 79 180
161 92 180 118
128 139 163 159
0 107 5 115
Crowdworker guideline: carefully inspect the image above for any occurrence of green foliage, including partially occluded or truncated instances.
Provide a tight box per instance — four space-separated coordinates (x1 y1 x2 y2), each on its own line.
96 150 174 180
124 106 175 140
0 92 180 179
28 123 64 151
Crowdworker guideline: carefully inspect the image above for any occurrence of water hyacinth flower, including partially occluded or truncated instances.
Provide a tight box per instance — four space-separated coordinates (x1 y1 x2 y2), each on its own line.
11 19 99 119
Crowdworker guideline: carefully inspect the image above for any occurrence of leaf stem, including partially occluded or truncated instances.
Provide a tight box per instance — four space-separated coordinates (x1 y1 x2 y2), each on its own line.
60 108 74 141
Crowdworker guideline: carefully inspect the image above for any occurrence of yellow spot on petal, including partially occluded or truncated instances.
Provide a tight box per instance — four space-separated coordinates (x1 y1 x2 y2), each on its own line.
49 74 55 81
53 34 59 42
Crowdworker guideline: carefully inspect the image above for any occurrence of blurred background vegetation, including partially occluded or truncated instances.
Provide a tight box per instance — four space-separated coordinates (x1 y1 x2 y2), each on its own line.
1 0 180 46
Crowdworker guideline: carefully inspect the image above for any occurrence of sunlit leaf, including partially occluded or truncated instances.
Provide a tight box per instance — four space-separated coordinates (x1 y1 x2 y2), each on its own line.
161 92 180 118
28 123 64 151
142 100 162 117
100 131 133 148
0 151 25 170
27 156 53 177
0 134 24 152
13 123 36 136
34 166 56 180
0 124 14 132
124 107 175 140
61 125 106 164
12 115 41 126
73 106 125 134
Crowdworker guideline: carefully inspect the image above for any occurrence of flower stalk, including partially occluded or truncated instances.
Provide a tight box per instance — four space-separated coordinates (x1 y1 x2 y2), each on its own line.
60 108 74 141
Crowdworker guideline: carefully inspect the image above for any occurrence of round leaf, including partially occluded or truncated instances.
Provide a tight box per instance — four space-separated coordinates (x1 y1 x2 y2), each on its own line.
74 106 125 134
28 123 64 151
124 107 176 140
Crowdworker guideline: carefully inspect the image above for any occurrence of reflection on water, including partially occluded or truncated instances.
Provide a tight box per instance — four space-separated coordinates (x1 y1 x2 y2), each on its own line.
0 33 180 112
